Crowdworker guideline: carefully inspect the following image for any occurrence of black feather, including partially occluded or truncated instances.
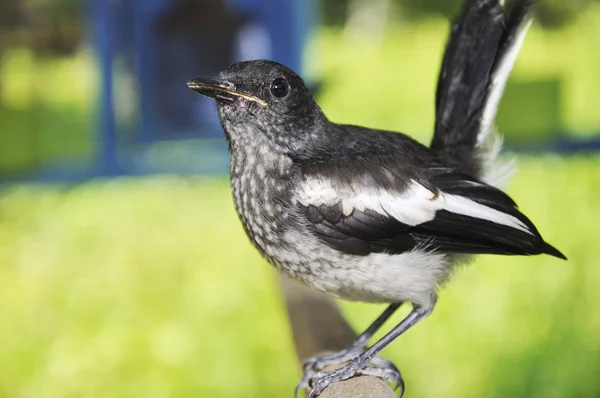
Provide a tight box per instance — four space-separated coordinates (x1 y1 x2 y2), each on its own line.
431 0 534 178
427 167 517 208
319 202 343 224
305 205 324 224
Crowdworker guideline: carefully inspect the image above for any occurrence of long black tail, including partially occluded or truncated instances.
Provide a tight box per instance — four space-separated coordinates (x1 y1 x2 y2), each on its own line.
430 0 535 182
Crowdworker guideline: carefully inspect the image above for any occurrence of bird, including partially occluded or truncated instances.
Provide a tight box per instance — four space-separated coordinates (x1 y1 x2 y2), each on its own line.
187 0 566 396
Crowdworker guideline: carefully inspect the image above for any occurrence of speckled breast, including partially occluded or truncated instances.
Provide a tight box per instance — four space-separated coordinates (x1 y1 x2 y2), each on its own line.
229 145 297 265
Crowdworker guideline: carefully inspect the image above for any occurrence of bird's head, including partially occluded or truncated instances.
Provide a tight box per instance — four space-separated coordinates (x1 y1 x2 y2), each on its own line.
188 60 325 154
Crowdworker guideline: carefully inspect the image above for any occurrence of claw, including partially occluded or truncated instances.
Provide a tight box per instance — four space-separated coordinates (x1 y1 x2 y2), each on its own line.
294 381 303 398
295 369 324 397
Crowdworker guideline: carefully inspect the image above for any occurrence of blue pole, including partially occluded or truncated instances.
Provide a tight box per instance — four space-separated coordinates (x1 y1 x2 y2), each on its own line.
133 0 167 144
260 0 314 74
92 0 120 175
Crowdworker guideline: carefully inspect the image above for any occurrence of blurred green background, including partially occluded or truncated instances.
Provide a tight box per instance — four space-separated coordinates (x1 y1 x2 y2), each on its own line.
1 0 600 397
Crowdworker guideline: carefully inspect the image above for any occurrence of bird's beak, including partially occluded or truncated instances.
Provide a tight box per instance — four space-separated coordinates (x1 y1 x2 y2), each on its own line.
187 77 268 108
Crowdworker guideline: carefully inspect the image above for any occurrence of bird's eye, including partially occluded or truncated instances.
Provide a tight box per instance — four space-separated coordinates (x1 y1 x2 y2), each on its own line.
270 78 289 98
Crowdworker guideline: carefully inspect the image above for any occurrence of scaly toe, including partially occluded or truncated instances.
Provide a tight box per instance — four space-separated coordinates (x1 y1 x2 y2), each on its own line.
301 346 364 373
305 360 361 398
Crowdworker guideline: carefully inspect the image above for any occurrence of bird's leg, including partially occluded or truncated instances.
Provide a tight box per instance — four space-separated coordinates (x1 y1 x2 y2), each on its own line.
302 303 402 372
305 302 435 398
296 303 402 395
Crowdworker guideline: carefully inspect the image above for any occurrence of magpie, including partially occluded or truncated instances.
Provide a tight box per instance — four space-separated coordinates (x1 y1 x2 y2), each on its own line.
187 0 566 396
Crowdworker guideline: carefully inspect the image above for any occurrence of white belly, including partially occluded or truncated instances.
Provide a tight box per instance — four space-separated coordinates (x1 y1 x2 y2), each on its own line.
272 230 451 307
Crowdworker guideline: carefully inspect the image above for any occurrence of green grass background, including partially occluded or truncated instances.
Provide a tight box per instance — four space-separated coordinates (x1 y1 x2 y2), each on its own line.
1 14 600 398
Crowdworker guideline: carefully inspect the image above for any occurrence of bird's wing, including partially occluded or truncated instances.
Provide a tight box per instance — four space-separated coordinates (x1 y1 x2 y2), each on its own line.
295 164 565 259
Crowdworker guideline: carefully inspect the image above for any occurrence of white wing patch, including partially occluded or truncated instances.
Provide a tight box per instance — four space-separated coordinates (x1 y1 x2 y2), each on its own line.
296 177 444 226
477 18 533 148
441 193 532 234
347 182 443 226
296 176 533 234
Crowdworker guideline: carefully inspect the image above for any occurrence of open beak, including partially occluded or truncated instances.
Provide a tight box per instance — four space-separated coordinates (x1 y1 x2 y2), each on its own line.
187 77 267 108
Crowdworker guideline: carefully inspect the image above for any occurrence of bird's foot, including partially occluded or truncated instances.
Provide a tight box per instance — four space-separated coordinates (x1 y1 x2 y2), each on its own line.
296 345 365 395
296 355 404 398
301 344 365 374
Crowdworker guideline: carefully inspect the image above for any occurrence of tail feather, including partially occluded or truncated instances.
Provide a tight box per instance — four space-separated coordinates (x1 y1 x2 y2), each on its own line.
430 0 535 184
542 241 567 260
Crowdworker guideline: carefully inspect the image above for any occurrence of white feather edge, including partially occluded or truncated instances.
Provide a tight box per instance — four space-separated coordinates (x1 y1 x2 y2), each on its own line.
477 13 533 188
479 131 517 188
296 178 532 235
477 18 533 148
